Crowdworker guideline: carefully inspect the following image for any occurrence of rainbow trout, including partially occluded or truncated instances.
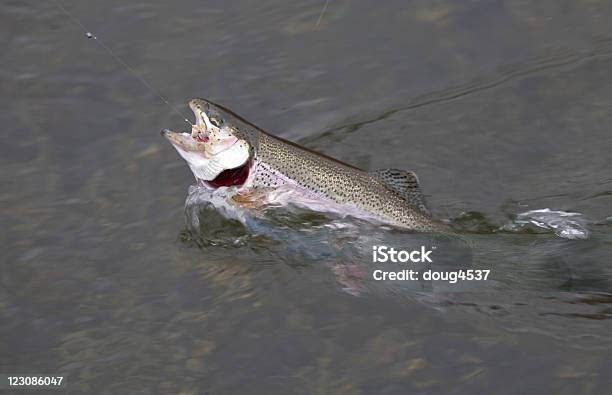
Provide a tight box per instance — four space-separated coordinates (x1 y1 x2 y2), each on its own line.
162 98 449 232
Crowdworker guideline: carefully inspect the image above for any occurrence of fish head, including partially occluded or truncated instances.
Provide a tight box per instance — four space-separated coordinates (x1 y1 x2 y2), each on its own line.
162 98 256 188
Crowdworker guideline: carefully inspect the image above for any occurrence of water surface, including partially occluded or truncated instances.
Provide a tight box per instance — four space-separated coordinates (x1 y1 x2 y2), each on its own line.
2 0 612 393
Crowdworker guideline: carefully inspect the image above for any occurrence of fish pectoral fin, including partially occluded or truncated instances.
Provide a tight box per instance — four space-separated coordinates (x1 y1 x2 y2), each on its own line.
231 189 270 209
368 168 430 215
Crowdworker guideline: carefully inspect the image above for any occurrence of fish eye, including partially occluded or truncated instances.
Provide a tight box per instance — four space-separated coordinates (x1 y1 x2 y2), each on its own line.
210 117 222 127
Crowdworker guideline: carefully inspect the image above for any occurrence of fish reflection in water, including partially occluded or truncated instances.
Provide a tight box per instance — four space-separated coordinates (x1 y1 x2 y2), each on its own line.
184 185 481 296
182 185 609 299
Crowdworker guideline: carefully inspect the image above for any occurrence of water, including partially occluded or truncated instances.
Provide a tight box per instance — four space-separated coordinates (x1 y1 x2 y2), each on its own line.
2 0 612 393
503 208 590 239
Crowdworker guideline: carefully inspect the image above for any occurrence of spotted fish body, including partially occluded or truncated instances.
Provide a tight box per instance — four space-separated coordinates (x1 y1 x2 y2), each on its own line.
252 132 447 232
162 99 450 233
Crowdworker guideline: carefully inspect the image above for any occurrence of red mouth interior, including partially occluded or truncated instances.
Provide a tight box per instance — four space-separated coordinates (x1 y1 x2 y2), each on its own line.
195 135 209 143
204 159 251 188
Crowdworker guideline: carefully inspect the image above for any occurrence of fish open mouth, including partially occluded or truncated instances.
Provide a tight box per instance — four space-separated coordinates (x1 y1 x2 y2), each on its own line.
162 98 253 189
161 128 251 189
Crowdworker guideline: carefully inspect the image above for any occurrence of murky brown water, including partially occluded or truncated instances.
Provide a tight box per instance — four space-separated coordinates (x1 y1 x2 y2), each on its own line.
2 1 612 393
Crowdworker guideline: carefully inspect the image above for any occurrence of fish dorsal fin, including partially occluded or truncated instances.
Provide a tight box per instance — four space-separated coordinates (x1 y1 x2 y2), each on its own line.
369 168 430 215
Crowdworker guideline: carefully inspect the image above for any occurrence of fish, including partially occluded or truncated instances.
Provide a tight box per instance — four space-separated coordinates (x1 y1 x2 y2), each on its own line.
161 98 451 233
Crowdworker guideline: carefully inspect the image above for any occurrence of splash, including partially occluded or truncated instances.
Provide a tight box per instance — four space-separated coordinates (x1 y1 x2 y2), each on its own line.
503 208 589 240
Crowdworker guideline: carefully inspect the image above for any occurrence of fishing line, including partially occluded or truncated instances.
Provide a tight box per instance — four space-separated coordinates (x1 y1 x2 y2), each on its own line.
315 0 330 27
52 0 193 127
